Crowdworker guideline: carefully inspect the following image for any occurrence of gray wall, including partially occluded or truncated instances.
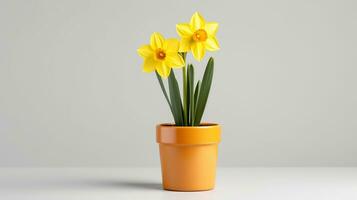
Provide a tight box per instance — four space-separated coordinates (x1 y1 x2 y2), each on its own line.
0 0 356 167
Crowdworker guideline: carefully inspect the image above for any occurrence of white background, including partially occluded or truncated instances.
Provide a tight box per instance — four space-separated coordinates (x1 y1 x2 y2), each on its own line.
0 0 356 167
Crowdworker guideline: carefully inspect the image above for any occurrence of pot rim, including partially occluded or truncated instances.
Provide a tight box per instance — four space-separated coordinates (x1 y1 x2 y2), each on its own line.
156 123 221 145
158 123 219 128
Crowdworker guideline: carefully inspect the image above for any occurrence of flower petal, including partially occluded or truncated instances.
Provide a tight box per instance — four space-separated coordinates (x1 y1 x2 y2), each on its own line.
190 12 205 30
179 38 192 52
164 38 180 53
176 23 193 38
205 36 220 51
150 32 165 49
205 22 218 36
156 63 171 78
165 53 185 68
191 42 205 61
142 58 158 73
137 45 153 58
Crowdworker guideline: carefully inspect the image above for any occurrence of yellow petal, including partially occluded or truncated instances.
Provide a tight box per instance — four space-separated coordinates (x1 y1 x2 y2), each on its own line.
191 42 205 61
205 36 220 51
165 53 185 68
156 63 171 78
137 45 153 58
142 58 157 72
176 23 193 38
190 12 205 30
179 38 192 52
164 38 179 53
205 22 218 36
150 32 164 49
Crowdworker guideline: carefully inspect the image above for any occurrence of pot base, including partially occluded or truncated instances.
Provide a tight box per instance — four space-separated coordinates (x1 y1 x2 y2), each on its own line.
159 143 218 191
163 187 214 192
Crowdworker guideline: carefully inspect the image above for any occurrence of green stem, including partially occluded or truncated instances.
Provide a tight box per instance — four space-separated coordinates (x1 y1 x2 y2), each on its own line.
155 71 177 124
181 53 187 125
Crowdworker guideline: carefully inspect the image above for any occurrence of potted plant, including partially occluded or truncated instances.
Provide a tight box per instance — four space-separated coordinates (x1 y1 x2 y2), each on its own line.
137 12 221 191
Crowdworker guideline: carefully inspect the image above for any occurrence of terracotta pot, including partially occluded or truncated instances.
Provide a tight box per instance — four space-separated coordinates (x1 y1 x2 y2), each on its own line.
156 123 221 191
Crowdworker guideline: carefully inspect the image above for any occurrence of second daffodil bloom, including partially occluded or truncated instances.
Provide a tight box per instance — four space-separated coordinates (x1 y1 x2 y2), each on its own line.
137 32 185 78
176 12 220 61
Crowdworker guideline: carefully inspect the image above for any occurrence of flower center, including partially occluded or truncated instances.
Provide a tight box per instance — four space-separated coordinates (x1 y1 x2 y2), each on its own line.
156 49 166 60
192 29 207 42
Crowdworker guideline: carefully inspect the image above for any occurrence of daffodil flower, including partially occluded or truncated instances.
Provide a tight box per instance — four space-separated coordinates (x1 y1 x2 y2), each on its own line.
137 32 185 78
176 12 220 61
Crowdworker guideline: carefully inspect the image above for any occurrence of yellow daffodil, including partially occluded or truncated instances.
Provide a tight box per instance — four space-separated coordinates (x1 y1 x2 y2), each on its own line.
137 32 185 78
176 12 220 61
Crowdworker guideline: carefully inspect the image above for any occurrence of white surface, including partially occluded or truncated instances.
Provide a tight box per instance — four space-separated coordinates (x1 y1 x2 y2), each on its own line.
0 168 356 200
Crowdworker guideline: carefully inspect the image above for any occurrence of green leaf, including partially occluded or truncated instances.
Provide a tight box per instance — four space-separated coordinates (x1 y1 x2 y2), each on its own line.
182 66 187 125
194 57 214 126
187 64 194 125
193 80 200 122
155 71 176 124
168 69 184 125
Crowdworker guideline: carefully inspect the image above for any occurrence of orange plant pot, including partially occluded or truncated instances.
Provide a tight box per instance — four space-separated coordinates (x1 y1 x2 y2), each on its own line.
156 123 221 191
